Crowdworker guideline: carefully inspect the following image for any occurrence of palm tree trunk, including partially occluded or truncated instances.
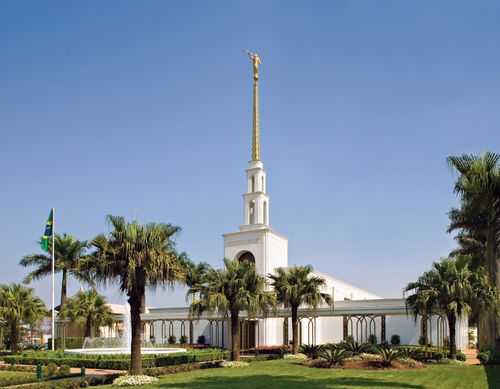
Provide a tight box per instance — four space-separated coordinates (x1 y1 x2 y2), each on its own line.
448 312 457 360
230 312 240 361
84 316 92 338
60 269 68 350
128 291 143 375
291 306 299 354
140 293 146 314
10 321 19 354
486 226 500 351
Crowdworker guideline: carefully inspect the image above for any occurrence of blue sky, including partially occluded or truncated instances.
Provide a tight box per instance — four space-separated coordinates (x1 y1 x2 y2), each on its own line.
1 1 499 308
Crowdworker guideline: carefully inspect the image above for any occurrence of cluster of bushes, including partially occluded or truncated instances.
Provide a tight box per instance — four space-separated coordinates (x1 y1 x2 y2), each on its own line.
4 349 230 370
256 345 290 356
7 374 121 389
299 339 466 366
478 348 500 365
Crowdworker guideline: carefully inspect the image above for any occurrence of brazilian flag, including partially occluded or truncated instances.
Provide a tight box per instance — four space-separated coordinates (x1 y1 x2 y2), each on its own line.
41 209 53 250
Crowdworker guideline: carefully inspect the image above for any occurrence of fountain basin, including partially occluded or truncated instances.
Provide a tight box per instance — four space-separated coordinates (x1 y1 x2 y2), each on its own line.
64 347 187 355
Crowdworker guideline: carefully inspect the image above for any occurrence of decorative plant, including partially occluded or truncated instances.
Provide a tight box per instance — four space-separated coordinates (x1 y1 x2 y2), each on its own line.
299 344 323 360
398 347 420 359
179 335 189 345
167 335 177 344
339 339 370 356
390 334 401 346
373 345 400 366
368 334 378 345
318 348 351 367
197 335 206 345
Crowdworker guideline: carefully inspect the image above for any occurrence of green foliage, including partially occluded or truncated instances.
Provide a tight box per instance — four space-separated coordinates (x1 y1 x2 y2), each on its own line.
456 352 466 362
3 349 230 370
58 364 71 376
167 335 177 344
372 346 400 366
478 351 491 364
338 339 370 356
367 334 377 345
43 363 58 377
179 335 189 344
299 344 323 360
398 347 420 359
434 352 444 361
317 348 350 367
197 335 206 345
418 336 427 346
390 334 401 346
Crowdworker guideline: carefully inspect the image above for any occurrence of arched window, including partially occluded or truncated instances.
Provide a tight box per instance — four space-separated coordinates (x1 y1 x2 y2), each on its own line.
261 176 265 192
263 201 268 225
251 176 255 192
237 251 255 263
249 202 255 224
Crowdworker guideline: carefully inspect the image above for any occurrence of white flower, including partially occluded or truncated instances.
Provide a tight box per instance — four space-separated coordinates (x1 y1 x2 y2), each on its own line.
220 361 250 368
112 375 160 386
284 353 307 360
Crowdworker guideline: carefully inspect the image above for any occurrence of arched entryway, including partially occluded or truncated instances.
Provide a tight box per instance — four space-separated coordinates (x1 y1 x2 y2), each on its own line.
236 250 256 263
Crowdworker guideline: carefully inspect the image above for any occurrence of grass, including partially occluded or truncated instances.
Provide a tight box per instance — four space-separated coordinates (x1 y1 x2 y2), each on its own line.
0 369 38 386
112 359 500 389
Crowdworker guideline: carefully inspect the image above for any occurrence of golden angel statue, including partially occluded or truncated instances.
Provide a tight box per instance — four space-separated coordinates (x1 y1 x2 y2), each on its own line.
244 49 262 80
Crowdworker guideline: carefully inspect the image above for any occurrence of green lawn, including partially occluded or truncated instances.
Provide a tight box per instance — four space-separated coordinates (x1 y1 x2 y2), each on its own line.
0 369 38 386
127 359 499 389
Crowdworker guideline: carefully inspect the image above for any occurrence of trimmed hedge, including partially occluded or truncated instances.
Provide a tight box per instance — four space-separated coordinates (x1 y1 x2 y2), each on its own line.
48 337 84 350
4 349 230 370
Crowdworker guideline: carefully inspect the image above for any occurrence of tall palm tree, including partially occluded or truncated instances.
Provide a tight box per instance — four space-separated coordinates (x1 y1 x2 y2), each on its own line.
180 256 211 302
63 289 114 338
404 257 498 359
189 258 276 361
90 215 184 375
269 265 333 354
0 283 47 353
20 233 92 349
447 152 500 350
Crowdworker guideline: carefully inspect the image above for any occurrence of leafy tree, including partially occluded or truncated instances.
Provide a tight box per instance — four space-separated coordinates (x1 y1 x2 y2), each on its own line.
269 265 333 354
447 152 500 350
189 258 276 361
63 289 113 338
0 283 47 353
90 215 184 375
180 256 211 302
20 233 92 349
404 256 498 359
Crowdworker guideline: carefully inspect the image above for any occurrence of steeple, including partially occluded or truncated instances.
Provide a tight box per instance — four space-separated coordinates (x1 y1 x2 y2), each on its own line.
242 51 269 228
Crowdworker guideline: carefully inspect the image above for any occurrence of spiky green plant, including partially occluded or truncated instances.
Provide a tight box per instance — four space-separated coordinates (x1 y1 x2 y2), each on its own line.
398 346 421 359
373 345 400 366
318 347 351 367
339 339 370 356
299 344 323 360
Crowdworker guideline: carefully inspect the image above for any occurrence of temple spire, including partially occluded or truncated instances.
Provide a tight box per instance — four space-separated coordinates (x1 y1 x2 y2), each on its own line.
245 50 262 161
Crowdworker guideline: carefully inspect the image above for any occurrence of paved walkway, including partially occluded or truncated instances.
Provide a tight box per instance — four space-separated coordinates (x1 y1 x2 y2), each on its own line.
462 349 480 365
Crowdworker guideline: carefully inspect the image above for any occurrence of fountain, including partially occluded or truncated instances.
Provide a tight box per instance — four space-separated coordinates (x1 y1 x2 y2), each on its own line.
65 304 186 355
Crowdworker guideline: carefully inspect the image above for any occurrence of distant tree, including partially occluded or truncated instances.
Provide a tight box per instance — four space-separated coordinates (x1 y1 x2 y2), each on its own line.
0 283 47 353
20 234 92 349
269 265 333 354
63 290 113 338
90 215 184 375
190 258 276 361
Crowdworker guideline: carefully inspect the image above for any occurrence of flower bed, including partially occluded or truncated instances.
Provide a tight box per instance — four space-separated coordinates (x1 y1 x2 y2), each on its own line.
112 375 159 386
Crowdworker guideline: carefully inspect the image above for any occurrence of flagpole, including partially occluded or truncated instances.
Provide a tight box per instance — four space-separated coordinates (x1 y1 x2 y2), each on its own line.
51 207 55 351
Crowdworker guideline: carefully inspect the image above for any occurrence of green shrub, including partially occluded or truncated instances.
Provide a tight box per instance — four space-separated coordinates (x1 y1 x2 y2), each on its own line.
390 334 401 346
43 362 58 377
299 344 323 360
339 339 370 356
398 347 420 359
418 336 427 346
318 348 350 367
456 352 466 362
373 346 400 366
179 335 189 344
197 335 206 345
58 364 71 376
433 351 444 361
167 335 177 344
345 336 354 343
368 334 377 345
478 351 491 364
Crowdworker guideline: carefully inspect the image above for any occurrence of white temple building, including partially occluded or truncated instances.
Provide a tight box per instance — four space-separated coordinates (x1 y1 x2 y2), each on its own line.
137 56 469 352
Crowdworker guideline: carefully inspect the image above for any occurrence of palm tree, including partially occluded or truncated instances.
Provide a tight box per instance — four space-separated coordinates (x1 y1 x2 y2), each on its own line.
404 257 498 359
447 152 500 350
63 290 113 338
180 256 211 302
20 233 92 349
269 265 333 354
0 283 47 353
90 215 184 375
189 258 277 361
